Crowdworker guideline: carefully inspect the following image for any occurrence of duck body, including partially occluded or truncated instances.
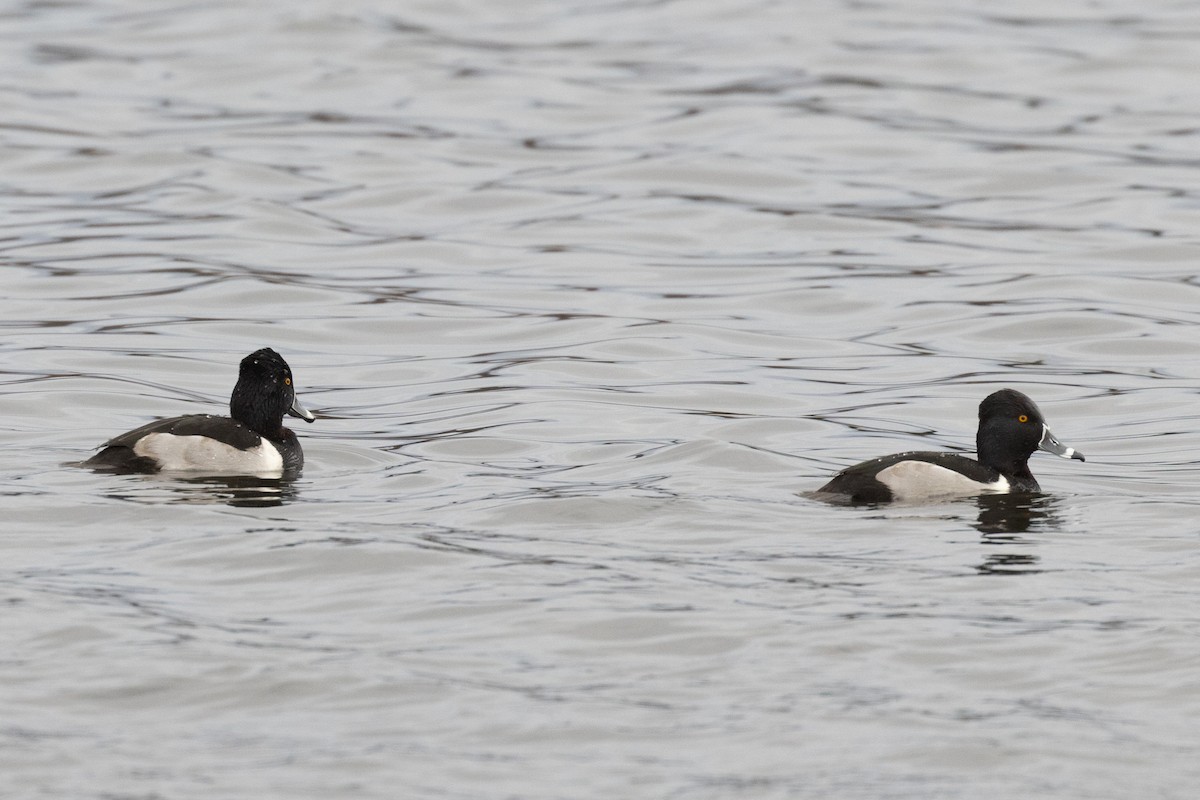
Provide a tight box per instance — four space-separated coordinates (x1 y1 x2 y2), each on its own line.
84 348 314 475
817 451 1018 504
85 413 303 474
816 389 1083 504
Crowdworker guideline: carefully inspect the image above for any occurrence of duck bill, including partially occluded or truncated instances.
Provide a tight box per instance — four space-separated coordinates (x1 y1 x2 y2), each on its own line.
288 393 316 423
1039 425 1083 462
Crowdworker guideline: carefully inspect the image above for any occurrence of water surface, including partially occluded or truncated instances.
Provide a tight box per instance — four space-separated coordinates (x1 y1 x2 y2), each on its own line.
3 2 1200 798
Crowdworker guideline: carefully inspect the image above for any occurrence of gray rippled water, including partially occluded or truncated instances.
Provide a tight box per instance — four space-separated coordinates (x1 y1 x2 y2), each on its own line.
4 1 1200 798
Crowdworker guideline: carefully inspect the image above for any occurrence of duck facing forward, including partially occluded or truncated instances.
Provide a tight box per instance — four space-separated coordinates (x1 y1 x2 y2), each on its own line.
84 348 315 475
815 389 1084 504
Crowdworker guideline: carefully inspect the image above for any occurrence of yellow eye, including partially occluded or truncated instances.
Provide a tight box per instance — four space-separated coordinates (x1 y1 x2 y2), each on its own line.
285 377 292 386
1018 414 1028 423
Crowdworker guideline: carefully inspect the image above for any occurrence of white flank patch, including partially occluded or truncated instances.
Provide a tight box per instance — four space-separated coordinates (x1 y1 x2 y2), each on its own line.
133 433 284 474
875 461 1009 502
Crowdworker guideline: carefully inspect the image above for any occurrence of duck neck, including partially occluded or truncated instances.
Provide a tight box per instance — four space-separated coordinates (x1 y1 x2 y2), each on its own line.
230 387 284 439
977 430 1039 491
1001 463 1040 492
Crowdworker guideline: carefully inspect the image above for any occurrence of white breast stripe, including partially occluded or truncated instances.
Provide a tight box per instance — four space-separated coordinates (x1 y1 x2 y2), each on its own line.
133 433 284 474
876 461 1009 501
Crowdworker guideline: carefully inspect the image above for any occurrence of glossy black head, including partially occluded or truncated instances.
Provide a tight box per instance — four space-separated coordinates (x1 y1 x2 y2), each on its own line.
230 348 315 438
977 389 1083 485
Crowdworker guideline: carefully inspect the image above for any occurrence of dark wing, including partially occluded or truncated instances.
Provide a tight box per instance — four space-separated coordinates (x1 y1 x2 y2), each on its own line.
884 452 998 483
96 414 261 451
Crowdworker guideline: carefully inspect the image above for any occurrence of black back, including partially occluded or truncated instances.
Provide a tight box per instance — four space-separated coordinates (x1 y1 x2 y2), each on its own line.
98 414 260 451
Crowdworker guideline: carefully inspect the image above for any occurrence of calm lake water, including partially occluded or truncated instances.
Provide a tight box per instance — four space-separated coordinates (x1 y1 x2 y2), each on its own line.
3 1 1200 798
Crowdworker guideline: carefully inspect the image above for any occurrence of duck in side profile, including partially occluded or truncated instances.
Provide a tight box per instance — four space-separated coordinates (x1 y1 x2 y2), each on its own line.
815 389 1084 504
84 348 315 474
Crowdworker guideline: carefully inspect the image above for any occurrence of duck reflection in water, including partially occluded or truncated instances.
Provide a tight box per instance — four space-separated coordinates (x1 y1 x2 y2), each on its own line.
974 491 1060 534
973 492 1064 575
180 473 299 508
101 473 300 508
